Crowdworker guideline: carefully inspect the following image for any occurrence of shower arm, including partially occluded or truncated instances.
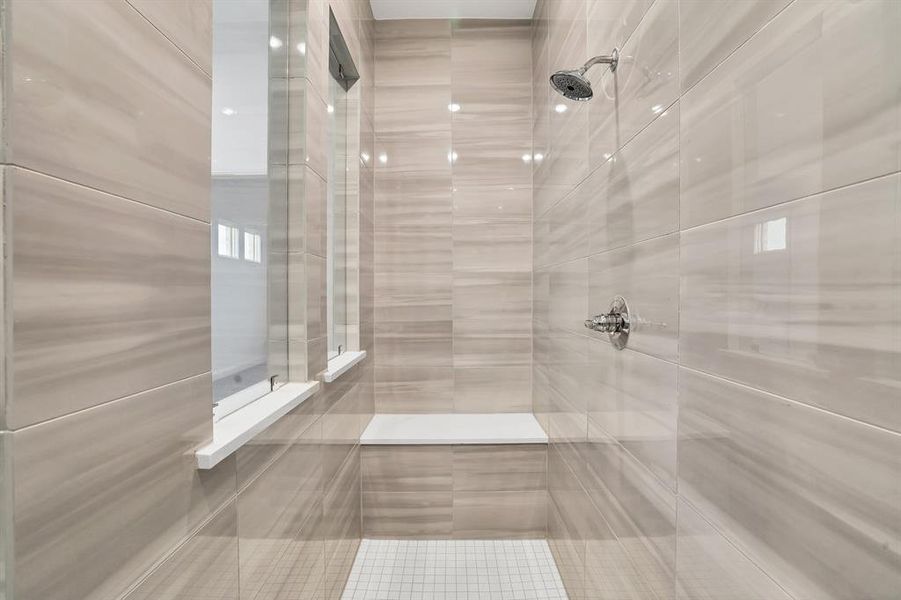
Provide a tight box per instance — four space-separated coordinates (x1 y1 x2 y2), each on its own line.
580 48 619 74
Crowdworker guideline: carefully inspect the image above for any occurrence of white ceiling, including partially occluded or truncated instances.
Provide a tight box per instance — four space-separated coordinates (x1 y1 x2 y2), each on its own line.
370 0 537 20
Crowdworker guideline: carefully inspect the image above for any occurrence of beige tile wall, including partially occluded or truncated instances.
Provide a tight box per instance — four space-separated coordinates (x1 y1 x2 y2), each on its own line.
361 444 547 539
373 19 533 414
0 0 375 599
532 0 901 599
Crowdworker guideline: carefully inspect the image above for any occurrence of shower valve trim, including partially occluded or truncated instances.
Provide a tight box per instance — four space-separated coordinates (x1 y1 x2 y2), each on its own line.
585 295 631 350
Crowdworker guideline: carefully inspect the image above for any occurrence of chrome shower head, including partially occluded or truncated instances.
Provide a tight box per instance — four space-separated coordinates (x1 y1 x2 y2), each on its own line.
550 48 618 102
550 70 593 101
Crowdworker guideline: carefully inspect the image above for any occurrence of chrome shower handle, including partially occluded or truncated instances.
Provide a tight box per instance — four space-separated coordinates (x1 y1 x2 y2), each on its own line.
584 313 626 333
584 296 631 350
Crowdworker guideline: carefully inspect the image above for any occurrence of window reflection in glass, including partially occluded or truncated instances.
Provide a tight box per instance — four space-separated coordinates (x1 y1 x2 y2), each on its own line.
210 0 288 415
327 72 348 359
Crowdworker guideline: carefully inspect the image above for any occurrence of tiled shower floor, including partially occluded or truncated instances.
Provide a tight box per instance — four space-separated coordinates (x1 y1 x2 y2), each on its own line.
341 539 568 600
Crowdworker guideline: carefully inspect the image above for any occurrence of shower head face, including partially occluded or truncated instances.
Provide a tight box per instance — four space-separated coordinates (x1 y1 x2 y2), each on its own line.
550 70 593 101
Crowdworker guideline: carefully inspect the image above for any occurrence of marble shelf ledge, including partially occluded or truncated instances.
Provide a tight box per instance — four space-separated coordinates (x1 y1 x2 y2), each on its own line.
321 350 367 383
361 413 548 445
196 381 320 469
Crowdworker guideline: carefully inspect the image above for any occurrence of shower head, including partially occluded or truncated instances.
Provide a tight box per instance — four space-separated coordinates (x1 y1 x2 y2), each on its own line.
550 48 618 102
550 70 593 101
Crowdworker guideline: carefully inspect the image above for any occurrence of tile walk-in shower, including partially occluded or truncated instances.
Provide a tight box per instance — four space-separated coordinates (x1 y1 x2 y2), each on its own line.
0 0 897 599
341 539 567 600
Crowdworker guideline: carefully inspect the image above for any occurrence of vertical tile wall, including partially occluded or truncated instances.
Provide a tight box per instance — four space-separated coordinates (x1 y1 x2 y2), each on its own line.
532 0 901 599
373 19 533 414
0 0 375 599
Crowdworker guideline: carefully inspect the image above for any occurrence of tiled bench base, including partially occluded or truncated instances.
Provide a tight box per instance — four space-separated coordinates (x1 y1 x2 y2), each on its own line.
361 443 548 539
360 413 549 539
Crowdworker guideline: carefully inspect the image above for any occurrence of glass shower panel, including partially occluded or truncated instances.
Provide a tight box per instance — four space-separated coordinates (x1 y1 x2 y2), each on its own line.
210 0 288 413
328 72 349 358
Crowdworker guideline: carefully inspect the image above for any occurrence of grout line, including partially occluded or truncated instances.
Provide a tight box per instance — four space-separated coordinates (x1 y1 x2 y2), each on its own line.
115 493 238 600
535 96 680 223
123 0 212 79
5 164 210 225
679 364 901 438
679 169 901 234
679 0 797 98
586 411 675 496
676 495 800 600
11 371 210 433
534 227 679 272
673 2 683 583
550 441 667 600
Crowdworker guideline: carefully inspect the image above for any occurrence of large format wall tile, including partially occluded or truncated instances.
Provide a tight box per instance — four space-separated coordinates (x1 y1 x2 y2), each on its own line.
584 422 676 600
321 381 364 488
374 321 453 368
124 503 239 600
587 0 652 54
362 491 454 538
374 224 453 273
537 175 593 268
681 174 901 431
548 444 610 600
678 0 790 92
361 443 548 539
547 258 589 336
548 497 586 600
679 368 901 600
12 374 227 600
362 445 452 492
374 19 532 414
375 20 452 88
589 103 679 255
541 0 589 218
452 272 532 327
452 366 532 413
236 416 321 592
374 171 452 226
452 219 531 273
680 0 901 228
588 340 677 489
452 445 546 492
588 233 679 361
240 499 325 600
126 0 213 75
8 0 211 221
323 447 361 594
9 168 210 428
289 77 328 178
374 271 452 324
374 365 454 413
535 0 901 598
675 499 792 600
588 0 679 170
235 394 322 492
452 490 546 539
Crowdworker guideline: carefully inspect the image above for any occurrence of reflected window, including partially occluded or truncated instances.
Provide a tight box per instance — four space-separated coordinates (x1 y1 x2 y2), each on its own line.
244 231 262 263
210 0 288 418
217 222 240 258
754 217 787 254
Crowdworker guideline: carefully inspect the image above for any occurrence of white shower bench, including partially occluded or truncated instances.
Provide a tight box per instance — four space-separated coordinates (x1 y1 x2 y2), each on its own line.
359 413 549 539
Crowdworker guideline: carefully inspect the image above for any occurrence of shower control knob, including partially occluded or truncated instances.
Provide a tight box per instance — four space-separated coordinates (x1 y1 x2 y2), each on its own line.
584 313 625 333
584 296 631 350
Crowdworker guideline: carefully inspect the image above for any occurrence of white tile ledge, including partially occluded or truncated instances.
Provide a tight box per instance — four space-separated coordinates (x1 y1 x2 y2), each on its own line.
361 413 548 445
321 350 367 383
196 381 320 469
